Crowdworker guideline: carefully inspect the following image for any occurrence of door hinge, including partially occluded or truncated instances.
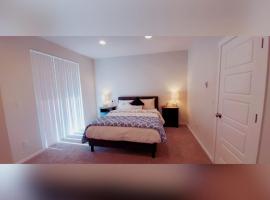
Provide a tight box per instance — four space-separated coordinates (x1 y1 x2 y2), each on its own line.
216 113 222 119
261 38 264 48
255 114 258 123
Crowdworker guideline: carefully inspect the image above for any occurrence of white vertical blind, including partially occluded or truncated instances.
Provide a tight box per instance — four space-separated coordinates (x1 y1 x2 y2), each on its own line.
30 50 85 147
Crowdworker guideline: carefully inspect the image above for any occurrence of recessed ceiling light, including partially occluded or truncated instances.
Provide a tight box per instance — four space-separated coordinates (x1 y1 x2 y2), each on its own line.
144 36 152 39
99 40 106 46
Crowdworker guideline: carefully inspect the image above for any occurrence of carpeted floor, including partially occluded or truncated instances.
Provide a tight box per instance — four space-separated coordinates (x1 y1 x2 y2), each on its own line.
25 126 211 164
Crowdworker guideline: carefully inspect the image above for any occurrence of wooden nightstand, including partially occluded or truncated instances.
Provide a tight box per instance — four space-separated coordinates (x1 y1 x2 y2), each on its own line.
162 107 179 127
100 106 117 117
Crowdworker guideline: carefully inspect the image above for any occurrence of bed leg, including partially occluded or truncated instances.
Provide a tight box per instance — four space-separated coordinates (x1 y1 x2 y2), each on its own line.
91 145 95 152
151 143 157 158
89 141 95 152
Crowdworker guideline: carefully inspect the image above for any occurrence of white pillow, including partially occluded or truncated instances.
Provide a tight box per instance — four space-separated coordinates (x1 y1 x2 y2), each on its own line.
127 105 143 110
140 98 155 109
117 100 143 110
118 104 143 110
118 100 132 109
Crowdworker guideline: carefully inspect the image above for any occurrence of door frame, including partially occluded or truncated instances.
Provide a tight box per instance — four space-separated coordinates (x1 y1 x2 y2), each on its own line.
213 36 269 163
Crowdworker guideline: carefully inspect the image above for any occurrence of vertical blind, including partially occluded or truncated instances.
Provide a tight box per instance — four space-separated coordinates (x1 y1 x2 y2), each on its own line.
30 50 85 147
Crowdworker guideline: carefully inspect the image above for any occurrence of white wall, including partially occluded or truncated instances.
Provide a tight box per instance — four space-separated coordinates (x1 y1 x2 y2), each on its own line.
95 51 188 124
258 39 270 163
0 37 97 163
0 89 13 163
187 37 221 161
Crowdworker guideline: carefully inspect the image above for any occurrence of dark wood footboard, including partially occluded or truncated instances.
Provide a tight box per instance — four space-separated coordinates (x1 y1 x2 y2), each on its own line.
88 139 157 158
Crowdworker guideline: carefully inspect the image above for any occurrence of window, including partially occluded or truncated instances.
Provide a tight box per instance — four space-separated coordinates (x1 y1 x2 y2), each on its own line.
30 50 85 147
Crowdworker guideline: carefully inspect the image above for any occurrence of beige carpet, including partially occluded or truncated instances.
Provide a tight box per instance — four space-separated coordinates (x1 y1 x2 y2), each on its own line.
26 126 211 164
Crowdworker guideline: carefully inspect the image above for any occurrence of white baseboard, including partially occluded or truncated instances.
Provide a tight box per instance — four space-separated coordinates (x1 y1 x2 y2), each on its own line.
187 124 214 162
17 148 45 164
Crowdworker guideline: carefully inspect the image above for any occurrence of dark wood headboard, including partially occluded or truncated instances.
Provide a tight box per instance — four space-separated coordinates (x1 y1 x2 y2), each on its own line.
118 96 159 109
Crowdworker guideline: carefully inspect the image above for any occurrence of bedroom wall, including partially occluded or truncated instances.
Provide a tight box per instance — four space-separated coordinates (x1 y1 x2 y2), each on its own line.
187 37 221 161
95 51 188 124
258 39 270 164
258 67 270 163
0 89 13 163
0 37 97 163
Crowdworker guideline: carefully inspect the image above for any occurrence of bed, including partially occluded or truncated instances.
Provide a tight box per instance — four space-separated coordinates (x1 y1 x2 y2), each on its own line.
82 96 166 158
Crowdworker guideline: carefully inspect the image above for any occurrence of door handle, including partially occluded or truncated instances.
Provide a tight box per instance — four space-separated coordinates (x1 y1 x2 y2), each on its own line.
216 113 222 118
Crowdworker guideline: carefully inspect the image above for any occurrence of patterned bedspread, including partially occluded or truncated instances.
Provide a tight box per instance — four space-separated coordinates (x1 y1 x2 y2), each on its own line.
82 111 166 143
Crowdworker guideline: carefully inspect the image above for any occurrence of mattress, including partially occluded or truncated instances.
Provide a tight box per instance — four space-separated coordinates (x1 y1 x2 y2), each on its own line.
86 126 161 144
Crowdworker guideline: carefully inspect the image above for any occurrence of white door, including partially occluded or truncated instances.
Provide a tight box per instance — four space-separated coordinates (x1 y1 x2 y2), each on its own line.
215 37 269 164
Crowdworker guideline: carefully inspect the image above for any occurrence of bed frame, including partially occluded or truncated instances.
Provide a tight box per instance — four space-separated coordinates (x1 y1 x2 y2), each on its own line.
87 96 159 158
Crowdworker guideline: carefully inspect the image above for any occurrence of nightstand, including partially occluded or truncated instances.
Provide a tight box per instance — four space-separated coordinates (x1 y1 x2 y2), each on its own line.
100 106 117 117
162 107 179 127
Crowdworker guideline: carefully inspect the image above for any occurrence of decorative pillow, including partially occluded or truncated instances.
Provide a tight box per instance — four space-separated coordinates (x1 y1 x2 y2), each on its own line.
130 98 144 106
140 98 155 109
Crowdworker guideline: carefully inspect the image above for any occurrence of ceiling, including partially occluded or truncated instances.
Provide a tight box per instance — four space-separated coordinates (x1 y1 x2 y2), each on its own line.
43 36 195 59
2 1 268 35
